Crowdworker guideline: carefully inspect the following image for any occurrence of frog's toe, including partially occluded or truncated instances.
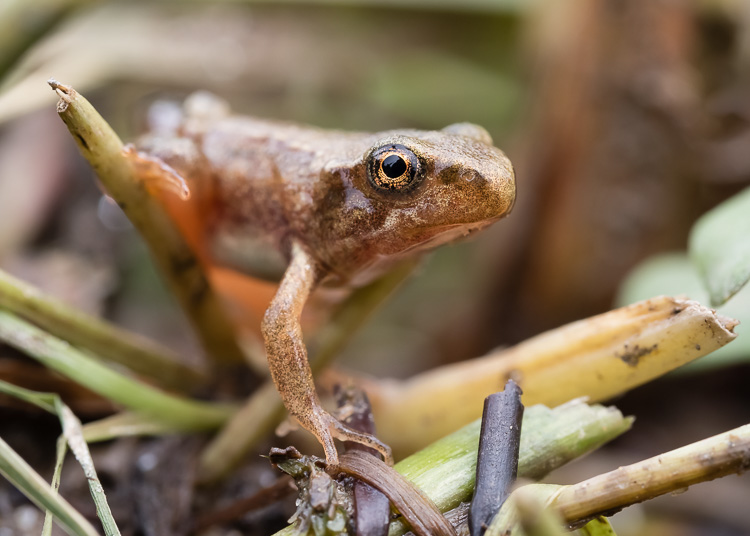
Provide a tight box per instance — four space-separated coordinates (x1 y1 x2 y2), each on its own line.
313 422 340 466
327 417 394 466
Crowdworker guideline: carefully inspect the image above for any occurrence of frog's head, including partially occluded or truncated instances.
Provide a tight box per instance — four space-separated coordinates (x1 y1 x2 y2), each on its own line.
317 122 515 283
360 122 515 255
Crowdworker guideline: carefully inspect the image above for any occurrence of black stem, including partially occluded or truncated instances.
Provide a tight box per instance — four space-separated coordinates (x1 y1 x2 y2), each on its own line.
469 379 524 536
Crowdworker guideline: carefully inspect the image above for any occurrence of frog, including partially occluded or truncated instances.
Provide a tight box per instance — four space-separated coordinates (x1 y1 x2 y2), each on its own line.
134 92 516 466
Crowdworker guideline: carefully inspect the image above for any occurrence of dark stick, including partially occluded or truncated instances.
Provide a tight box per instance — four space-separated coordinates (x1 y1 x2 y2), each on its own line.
469 379 524 536
335 385 391 536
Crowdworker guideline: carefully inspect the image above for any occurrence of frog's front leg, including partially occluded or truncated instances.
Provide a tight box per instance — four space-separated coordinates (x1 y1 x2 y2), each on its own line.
262 241 393 466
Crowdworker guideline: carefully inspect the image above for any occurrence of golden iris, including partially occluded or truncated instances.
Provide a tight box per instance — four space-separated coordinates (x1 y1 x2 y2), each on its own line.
367 144 422 193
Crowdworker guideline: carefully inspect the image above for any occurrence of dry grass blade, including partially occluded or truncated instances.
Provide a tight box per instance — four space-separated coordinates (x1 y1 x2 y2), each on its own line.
488 425 750 533
336 450 457 536
49 80 245 364
0 268 205 391
356 296 738 454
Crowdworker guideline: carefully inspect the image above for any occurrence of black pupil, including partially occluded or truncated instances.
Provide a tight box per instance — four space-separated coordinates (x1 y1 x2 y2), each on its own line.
382 154 407 179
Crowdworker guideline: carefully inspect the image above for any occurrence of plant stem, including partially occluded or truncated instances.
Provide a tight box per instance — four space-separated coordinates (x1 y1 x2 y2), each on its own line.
551 423 750 522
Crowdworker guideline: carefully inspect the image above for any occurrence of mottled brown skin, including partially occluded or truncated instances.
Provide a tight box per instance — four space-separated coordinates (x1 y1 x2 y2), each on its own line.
137 93 516 465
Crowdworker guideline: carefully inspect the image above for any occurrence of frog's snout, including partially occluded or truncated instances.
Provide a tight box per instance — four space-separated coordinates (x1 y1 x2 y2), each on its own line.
476 152 516 221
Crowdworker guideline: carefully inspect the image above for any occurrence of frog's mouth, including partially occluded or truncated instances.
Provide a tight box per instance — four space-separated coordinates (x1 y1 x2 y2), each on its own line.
405 218 499 254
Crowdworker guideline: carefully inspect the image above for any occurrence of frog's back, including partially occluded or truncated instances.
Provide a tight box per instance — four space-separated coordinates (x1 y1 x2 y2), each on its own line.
138 103 376 282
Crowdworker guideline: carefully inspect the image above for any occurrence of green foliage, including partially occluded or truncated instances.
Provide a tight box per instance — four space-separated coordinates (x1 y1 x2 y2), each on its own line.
689 185 750 306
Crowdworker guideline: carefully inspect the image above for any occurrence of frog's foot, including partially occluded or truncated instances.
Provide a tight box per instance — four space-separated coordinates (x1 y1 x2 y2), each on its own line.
122 145 191 200
318 412 394 467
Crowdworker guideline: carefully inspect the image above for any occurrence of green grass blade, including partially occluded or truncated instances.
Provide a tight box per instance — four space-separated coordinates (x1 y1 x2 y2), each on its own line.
0 435 99 536
0 310 234 430
0 378 57 412
0 268 205 391
42 436 69 536
391 401 631 524
689 185 750 305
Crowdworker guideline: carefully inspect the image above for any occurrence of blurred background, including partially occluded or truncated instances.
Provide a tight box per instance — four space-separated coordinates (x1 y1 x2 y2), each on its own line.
0 1 749 535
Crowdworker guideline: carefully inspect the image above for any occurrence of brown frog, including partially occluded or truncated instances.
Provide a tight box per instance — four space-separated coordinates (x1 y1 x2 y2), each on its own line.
136 93 516 465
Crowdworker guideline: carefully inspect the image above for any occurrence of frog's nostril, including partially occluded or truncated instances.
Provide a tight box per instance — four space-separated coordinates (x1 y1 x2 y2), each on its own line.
438 165 487 186
461 170 487 187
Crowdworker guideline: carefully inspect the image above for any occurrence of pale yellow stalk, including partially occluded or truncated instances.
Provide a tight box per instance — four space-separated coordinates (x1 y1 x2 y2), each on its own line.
352 296 737 455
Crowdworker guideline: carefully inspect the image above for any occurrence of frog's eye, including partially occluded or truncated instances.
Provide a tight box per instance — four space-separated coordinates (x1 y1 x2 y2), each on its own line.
367 144 422 194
